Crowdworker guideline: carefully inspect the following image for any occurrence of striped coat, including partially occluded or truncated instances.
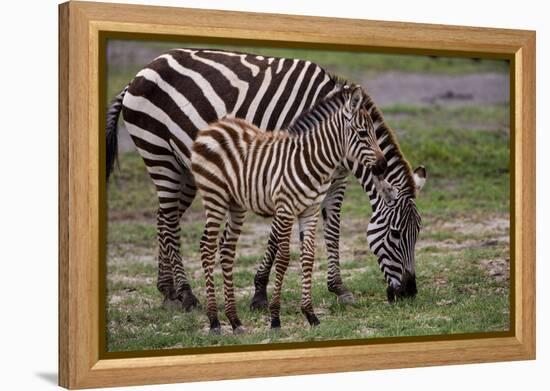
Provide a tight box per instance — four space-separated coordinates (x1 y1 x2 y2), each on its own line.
191 85 385 332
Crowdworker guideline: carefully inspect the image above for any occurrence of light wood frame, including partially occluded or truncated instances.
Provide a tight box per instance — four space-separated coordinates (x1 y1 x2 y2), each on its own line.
58 1 536 389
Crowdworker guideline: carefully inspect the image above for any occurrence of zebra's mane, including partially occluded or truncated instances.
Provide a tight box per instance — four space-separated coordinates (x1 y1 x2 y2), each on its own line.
361 92 417 196
330 74 350 88
329 74 417 196
287 79 350 134
289 73 417 196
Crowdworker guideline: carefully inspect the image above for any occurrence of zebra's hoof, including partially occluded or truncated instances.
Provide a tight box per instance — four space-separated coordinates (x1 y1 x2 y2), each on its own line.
181 291 200 312
233 326 247 335
270 317 281 329
305 313 321 327
337 292 356 305
209 318 222 335
250 291 269 311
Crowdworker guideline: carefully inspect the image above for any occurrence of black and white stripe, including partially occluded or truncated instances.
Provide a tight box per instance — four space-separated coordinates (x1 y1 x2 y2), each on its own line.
110 48 336 309
191 85 384 332
106 48 424 310
346 93 427 301
251 91 427 306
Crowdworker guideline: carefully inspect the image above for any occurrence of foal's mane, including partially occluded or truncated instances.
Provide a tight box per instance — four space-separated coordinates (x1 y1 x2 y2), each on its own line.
333 75 417 195
286 78 351 134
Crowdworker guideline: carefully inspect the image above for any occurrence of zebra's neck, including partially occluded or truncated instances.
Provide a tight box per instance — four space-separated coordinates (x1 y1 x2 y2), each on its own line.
285 97 350 182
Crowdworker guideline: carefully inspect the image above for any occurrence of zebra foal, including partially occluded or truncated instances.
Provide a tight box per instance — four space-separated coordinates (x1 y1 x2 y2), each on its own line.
191 85 385 332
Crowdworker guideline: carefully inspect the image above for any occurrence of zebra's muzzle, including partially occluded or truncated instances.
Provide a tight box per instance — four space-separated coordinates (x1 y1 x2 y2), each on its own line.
386 270 417 303
372 157 388 176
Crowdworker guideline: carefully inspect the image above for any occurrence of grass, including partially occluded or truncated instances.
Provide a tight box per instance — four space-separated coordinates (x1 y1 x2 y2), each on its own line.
343 104 509 219
106 242 509 351
106 100 510 352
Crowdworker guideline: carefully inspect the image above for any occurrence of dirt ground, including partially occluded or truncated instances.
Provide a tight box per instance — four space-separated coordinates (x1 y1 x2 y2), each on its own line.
361 72 508 107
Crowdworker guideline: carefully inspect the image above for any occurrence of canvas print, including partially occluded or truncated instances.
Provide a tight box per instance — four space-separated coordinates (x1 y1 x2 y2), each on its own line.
105 40 510 352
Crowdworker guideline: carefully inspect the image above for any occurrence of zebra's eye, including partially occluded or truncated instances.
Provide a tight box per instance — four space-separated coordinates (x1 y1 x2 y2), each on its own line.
357 129 369 138
390 228 401 239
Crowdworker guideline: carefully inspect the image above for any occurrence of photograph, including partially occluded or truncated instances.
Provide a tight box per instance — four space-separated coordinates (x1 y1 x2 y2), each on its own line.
2 0 545 388
55 1 537 388
104 40 511 352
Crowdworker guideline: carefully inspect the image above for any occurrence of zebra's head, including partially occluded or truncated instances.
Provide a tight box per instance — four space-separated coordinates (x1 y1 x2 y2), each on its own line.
342 85 387 176
367 166 427 303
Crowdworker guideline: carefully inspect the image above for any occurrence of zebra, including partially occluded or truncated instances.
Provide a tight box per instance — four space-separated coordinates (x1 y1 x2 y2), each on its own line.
248 92 426 307
105 48 418 311
191 85 385 332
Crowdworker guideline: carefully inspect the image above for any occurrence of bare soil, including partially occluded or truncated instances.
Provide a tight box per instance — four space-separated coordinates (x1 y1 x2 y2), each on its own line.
362 72 508 108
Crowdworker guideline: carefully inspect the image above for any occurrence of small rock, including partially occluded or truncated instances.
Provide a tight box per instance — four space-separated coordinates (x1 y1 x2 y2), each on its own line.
481 239 500 247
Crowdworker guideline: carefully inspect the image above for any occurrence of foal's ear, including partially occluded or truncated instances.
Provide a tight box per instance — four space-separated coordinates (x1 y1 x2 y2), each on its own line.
413 166 427 193
346 85 364 114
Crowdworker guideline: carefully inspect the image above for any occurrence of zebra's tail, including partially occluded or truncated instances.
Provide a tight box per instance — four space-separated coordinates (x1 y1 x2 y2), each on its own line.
106 85 128 182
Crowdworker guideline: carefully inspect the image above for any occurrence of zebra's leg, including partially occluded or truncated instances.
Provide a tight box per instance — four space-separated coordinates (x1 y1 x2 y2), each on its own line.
156 171 199 312
156 205 180 309
321 175 356 304
157 207 199 311
250 227 279 310
220 205 247 334
173 173 200 311
298 208 321 326
268 212 294 329
200 208 226 334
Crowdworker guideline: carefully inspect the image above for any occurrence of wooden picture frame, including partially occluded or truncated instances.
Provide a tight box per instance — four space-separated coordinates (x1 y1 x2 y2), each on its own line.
58 1 536 389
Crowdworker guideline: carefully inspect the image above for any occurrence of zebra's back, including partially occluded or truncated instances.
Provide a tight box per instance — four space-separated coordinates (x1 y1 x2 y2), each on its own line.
121 48 335 171
192 117 290 217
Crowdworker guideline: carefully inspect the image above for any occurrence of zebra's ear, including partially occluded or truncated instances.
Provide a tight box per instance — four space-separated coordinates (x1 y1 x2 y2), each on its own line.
413 166 427 193
347 85 364 113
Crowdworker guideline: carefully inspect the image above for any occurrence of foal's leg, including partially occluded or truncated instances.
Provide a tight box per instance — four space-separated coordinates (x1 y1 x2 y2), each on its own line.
200 206 226 333
268 212 294 329
251 176 349 310
250 227 279 310
220 206 247 334
298 208 321 326
321 174 356 304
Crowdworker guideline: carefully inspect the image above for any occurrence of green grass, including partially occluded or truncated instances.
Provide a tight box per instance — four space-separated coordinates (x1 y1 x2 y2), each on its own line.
343 104 509 218
106 244 509 351
106 101 510 352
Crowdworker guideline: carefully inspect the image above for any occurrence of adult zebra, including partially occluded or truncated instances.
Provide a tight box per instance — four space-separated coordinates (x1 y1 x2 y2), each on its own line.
106 48 422 310
192 85 384 332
